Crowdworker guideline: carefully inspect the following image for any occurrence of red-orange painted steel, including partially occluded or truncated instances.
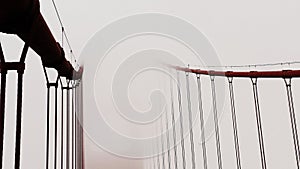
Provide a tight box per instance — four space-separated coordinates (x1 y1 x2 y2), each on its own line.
0 0 74 78
174 66 300 78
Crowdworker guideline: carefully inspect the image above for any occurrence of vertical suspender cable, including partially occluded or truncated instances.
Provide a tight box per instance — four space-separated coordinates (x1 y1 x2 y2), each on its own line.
60 80 70 169
165 108 171 169
74 83 78 169
54 81 58 169
43 68 59 169
284 78 300 169
144 159 147 169
14 43 28 169
156 124 161 169
60 79 64 169
0 46 7 169
151 157 154 169
79 81 84 169
185 72 196 169
72 84 75 169
14 71 24 169
228 77 242 169
78 81 83 169
196 74 208 169
44 70 50 169
148 158 152 169
251 78 267 169
76 81 83 169
210 76 223 169
176 71 187 169
66 82 70 169
77 82 80 169
152 147 157 169
45 86 50 169
60 22 65 169
169 71 178 169
160 118 166 169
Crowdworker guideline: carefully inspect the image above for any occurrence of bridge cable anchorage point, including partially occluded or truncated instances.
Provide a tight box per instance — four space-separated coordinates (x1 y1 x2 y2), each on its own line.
226 71 234 83
251 77 258 85
210 74 215 81
284 78 292 87
227 77 233 84
185 64 190 76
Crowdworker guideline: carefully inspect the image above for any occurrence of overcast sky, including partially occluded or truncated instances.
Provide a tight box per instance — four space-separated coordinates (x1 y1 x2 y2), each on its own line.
1 0 300 169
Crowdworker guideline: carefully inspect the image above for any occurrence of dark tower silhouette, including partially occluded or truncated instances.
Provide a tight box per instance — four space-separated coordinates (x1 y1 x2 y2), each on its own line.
0 1 82 169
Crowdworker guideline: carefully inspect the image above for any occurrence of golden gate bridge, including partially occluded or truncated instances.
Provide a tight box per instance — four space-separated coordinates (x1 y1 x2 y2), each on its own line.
1 0 300 169
145 65 300 169
1 0 83 169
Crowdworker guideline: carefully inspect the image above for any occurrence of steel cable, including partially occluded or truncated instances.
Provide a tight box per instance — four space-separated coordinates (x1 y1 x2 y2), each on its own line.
284 78 300 169
196 75 208 169
210 76 223 169
251 78 267 169
176 71 187 169
185 72 196 169
228 77 242 169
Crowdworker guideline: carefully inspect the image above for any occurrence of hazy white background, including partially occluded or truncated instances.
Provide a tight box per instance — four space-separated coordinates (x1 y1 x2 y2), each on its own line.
1 0 300 169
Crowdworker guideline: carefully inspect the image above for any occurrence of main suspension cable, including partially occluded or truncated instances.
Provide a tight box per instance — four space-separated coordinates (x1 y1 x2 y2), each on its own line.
190 61 300 69
251 78 267 169
196 74 208 169
50 0 78 67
